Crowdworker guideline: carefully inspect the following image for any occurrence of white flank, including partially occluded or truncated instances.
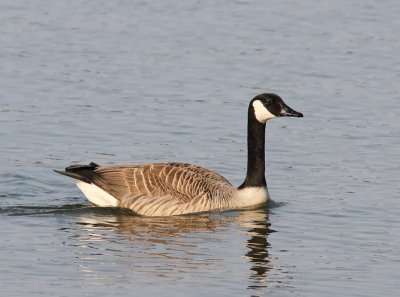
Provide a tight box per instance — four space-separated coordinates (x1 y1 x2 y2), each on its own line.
253 100 276 123
236 186 269 207
75 180 118 207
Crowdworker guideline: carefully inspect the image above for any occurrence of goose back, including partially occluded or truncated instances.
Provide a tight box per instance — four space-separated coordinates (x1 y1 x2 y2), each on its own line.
93 163 231 198
75 163 238 215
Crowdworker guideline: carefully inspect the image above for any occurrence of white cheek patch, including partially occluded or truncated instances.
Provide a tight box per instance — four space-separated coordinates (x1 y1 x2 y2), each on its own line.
252 100 276 123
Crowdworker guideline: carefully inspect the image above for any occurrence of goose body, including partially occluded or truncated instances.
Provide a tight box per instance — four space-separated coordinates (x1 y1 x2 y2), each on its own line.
55 93 303 216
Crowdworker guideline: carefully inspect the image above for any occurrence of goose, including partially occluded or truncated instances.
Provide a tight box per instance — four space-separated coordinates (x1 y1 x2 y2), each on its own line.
55 93 303 216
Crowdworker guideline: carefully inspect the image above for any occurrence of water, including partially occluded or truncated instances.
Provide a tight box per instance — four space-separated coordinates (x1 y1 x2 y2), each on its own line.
1 0 399 296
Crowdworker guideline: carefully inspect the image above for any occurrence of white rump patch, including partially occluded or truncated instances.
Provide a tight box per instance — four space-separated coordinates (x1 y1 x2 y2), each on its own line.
237 187 269 207
75 180 118 207
253 100 276 123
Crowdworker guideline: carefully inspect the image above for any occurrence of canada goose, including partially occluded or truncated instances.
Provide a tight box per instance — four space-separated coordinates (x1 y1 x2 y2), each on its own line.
55 93 303 216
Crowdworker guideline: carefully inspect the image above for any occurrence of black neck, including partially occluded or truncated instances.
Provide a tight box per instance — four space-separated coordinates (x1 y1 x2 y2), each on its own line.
238 106 267 189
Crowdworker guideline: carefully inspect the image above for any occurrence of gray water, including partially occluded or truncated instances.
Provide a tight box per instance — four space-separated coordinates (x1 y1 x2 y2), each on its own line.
1 0 399 296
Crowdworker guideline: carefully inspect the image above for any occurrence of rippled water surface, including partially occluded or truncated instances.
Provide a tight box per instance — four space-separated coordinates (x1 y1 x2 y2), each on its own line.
1 1 399 296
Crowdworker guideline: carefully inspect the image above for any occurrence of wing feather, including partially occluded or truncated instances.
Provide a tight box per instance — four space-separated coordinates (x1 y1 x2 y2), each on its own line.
85 163 233 215
96 163 230 198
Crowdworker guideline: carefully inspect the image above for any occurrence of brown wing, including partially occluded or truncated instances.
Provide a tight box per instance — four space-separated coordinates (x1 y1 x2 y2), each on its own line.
90 162 232 203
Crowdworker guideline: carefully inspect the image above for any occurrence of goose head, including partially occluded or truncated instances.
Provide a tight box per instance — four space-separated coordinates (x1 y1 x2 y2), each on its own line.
251 93 303 123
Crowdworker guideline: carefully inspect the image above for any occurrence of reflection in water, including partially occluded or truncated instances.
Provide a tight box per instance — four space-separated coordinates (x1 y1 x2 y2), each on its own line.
243 210 275 291
69 207 273 291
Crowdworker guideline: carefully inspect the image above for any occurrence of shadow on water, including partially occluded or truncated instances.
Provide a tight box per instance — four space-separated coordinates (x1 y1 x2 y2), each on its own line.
1 201 280 292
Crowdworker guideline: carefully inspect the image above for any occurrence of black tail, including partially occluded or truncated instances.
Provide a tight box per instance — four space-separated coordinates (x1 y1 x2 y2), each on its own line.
54 162 100 184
